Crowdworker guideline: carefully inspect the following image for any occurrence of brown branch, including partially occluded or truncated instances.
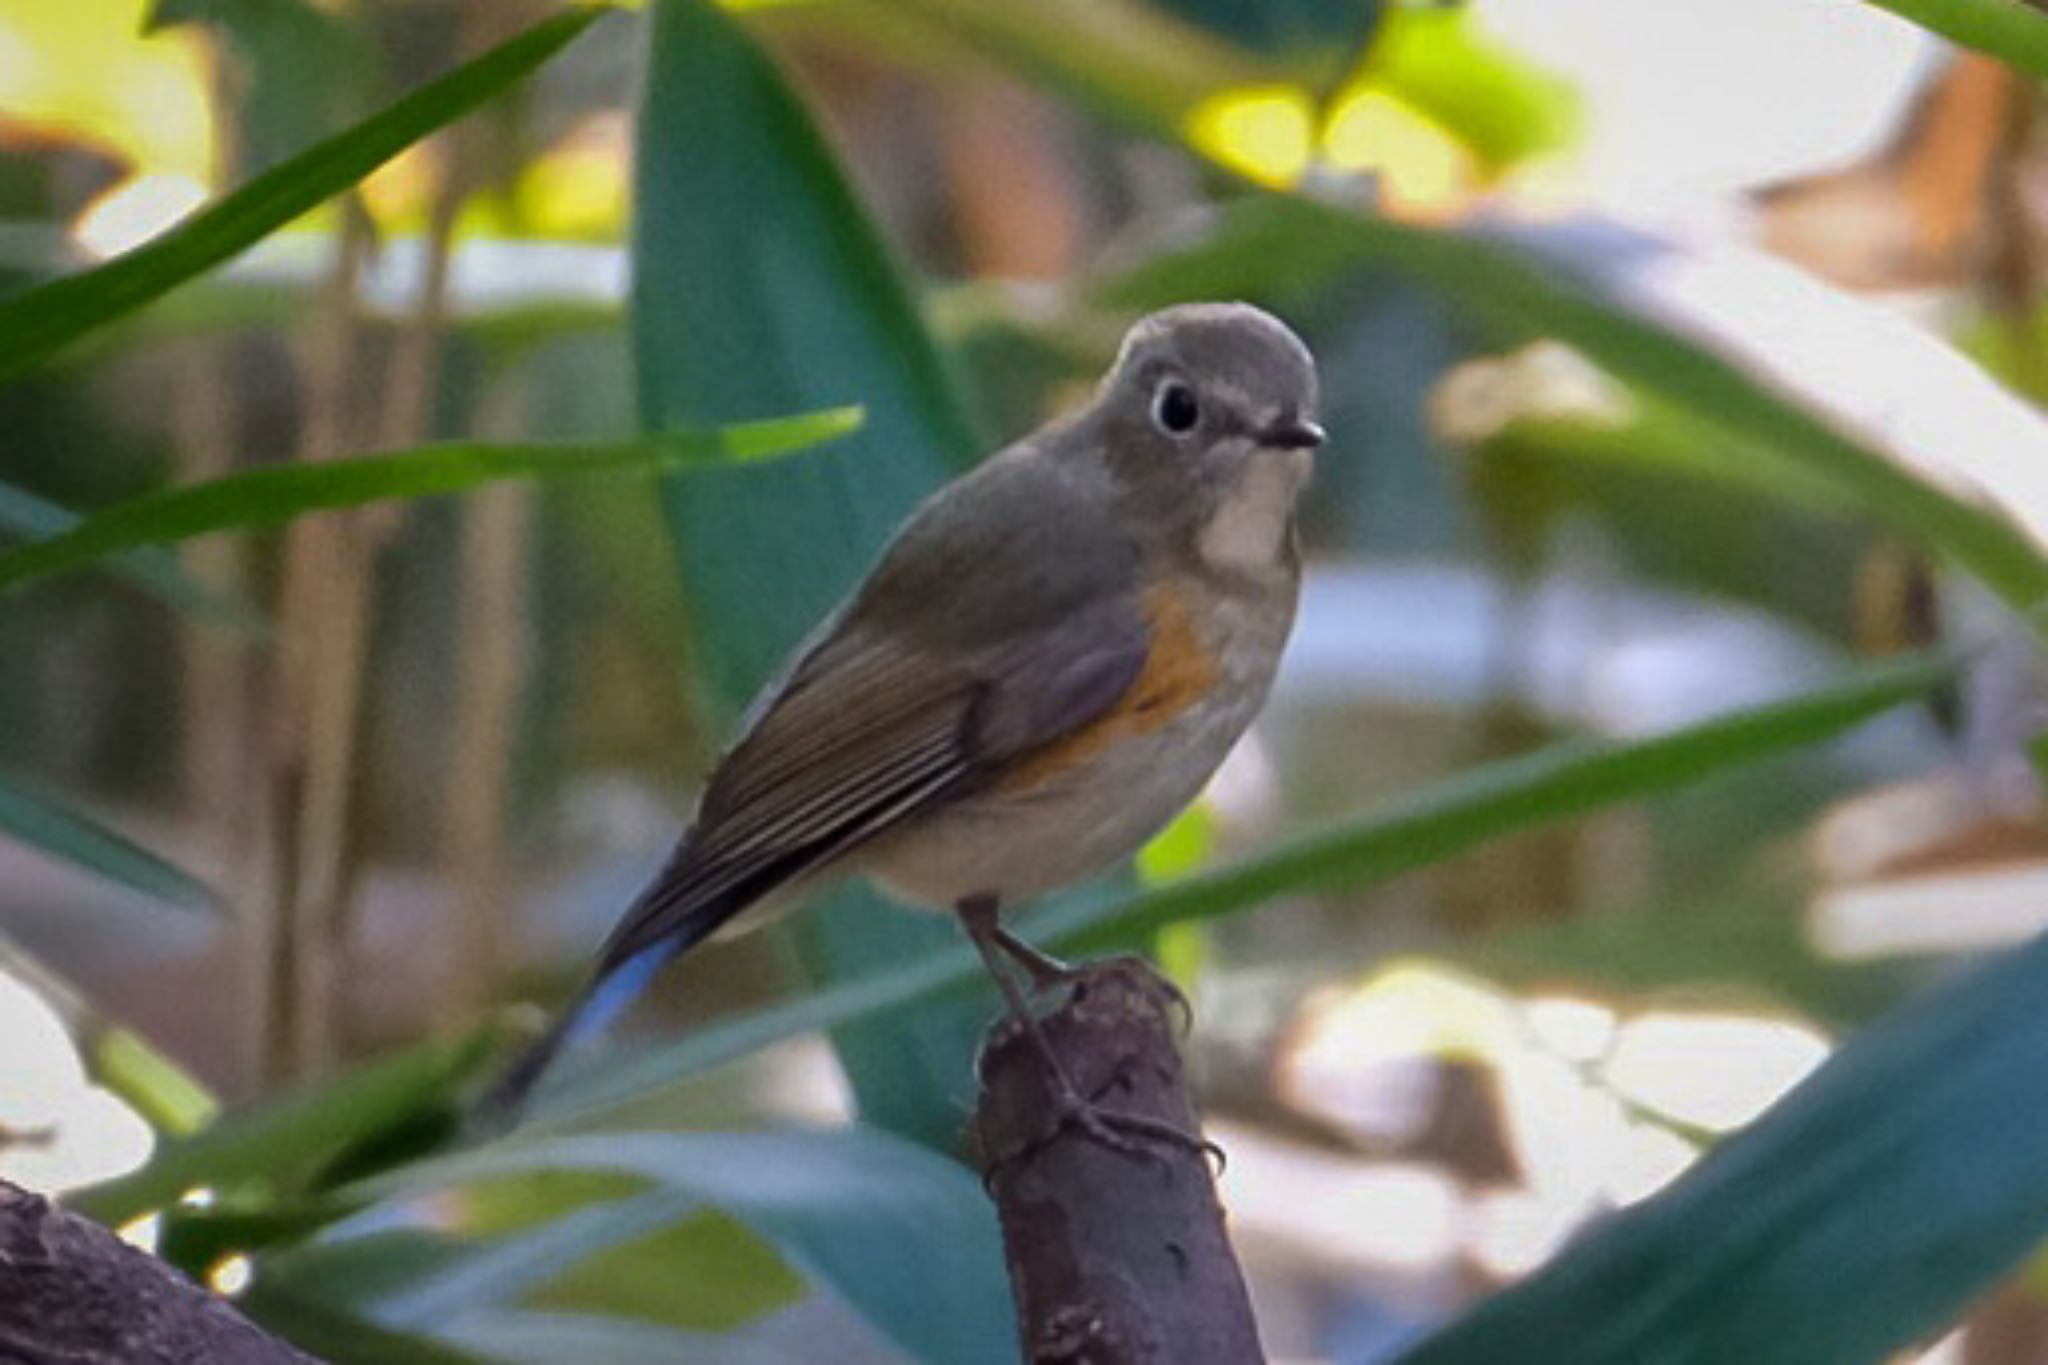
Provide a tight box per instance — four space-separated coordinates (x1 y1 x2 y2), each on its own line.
0 1180 316 1364
976 961 1266 1364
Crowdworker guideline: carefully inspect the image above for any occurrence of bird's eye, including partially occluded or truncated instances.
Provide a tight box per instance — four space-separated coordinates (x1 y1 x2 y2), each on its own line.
1151 379 1200 436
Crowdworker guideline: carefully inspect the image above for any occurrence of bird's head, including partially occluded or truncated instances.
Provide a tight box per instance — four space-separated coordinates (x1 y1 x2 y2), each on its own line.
1091 302 1324 570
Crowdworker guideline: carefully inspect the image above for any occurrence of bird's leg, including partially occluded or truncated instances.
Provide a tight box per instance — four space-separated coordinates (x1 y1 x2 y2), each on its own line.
991 923 1191 1034
957 893 1209 1167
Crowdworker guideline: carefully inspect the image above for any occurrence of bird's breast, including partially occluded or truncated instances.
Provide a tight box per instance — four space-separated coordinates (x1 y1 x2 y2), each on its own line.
863 571 1297 910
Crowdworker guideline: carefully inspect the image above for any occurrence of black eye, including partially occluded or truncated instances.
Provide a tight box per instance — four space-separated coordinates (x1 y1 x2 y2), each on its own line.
1152 380 1200 435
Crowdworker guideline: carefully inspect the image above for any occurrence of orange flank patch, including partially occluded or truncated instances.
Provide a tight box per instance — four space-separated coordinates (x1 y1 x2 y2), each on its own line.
997 582 1221 795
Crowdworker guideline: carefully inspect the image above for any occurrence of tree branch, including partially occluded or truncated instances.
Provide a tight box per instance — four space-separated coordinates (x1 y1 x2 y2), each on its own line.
0 1179 315 1364
976 961 1266 1364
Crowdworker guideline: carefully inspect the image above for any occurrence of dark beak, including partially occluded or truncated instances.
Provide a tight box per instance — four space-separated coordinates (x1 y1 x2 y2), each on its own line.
1262 418 1326 451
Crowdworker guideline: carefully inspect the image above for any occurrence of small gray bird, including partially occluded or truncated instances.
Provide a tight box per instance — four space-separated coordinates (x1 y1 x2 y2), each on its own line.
485 302 1323 1131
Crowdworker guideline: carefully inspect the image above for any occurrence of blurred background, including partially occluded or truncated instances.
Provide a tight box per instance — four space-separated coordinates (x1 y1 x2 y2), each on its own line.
7 0 2048 1361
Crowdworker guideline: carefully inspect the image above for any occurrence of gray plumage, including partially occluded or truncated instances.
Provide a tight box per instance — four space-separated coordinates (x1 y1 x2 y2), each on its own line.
480 302 1322 1120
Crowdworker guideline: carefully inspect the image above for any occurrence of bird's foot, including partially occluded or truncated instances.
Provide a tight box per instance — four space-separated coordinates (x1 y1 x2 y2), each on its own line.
982 1074 1224 1190
991 930 1192 1034
1052 1086 1224 1170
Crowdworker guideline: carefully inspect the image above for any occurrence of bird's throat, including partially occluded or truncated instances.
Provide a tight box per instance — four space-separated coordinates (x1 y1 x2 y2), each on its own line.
1199 448 1310 572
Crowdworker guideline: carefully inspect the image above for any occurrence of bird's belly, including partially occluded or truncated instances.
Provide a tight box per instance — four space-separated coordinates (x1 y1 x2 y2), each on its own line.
862 586 1290 910
864 714 1237 908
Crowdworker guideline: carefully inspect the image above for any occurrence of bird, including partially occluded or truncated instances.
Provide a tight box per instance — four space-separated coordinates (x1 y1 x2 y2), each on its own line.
481 301 1324 1142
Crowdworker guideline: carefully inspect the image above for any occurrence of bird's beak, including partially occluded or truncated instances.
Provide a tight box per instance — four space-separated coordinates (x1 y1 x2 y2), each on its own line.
1261 418 1326 451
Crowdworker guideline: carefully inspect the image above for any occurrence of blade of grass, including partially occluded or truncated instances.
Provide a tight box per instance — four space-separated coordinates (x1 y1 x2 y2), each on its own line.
0 410 861 595
531 652 1948 1127
0 6 611 379
0 771 214 909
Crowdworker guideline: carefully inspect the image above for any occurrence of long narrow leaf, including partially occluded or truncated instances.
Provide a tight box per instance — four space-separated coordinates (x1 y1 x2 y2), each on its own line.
0 480 268 635
357 1129 1016 1365
1063 653 1946 949
387 1194 702 1330
68 1027 500 1226
0 410 861 595
1858 0 2048 81
633 0 989 1149
1399 922 2048 1364
534 653 1947 1127
238 1284 493 1365
0 7 610 379
0 771 214 909
0 941 219 1133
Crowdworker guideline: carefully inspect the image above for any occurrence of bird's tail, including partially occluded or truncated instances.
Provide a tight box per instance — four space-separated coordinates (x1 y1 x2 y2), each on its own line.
470 938 680 1130
471 864 749 1129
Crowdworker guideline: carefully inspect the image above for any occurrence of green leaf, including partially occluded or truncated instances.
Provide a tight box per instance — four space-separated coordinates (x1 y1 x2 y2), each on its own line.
1397 924 2048 1364
0 479 268 635
363 1129 1017 1365
521 1205 807 1330
1061 653 1945 950
0 939 218 1133
0 411 861 596
0 7 610 380
532 653 1948 1128
1857 0 2048 81
68 1027 500 1227
92 1027 220 1136
1097 196 2048 613
632 0 988 1148
274 1187 805 1336
0 770 214 909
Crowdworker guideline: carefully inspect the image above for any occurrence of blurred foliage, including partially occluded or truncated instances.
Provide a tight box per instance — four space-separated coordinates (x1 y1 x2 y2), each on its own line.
1403 928 2048 1365
2 0 2048 1361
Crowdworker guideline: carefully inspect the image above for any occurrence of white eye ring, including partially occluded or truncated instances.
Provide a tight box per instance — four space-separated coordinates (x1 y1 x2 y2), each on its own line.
1152 379 1200 435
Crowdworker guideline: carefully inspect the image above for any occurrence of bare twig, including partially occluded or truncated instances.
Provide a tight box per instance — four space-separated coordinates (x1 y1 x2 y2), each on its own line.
976 961 1266 1364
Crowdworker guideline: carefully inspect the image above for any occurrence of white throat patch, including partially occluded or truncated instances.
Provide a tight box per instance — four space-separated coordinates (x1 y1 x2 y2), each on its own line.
1200 448 1309 571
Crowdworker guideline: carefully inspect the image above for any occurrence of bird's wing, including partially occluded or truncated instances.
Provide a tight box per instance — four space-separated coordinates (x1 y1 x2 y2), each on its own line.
475 453 1146 1122
592 591 1149 974
593 449 1144 972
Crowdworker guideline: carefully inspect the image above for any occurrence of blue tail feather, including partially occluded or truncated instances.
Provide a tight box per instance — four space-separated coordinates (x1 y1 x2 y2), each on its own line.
472 938 681 1129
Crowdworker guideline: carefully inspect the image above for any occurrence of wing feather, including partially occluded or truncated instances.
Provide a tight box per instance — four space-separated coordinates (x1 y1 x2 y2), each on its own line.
594 452 1150 974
